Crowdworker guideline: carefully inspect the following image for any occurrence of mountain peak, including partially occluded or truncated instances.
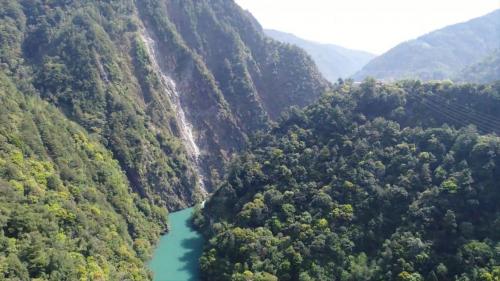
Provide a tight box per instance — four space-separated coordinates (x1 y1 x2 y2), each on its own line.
353 9 500 81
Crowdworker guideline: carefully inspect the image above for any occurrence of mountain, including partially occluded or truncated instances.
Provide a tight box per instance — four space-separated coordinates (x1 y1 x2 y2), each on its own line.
0 0 328 279
135 0 329 196
456 49 500 83
197 80 500 281
2 0 499 279
353 9 500 81
1 0 328 208
0 70 167 280
265 29 375 82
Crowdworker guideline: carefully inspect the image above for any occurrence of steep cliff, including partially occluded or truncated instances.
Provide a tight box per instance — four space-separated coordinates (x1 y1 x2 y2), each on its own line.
1 0 328 211
138 0 329 191
0 0 328 279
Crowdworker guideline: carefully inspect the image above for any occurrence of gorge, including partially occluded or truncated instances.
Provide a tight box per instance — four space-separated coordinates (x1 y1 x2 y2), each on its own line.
0 0 328 279
0 0 498 280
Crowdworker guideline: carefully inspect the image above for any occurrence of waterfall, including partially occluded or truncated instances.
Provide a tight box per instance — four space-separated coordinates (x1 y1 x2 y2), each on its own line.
140 30 207 195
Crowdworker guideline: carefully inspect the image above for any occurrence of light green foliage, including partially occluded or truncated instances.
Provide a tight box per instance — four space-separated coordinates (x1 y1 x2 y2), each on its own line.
441 178 458 192
0 0 331 279
0 72 166 280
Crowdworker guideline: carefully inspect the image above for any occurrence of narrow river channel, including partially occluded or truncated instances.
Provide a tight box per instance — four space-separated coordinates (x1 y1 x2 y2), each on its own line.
149 207 204 281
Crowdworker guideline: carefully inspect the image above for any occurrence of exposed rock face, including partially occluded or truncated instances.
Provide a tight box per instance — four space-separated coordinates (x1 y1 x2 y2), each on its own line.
137 0 329 194
5 0 328 210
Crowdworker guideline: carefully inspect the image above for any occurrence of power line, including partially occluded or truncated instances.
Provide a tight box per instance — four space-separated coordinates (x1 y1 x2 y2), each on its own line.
420 98 493 133
425 94 500 128
421 98 499 133
406 92 500 134
419 98 492 134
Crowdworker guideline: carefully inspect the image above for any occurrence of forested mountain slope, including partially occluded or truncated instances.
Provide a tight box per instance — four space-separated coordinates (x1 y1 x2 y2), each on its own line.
0 0 328 279
198 80 500 281
0 71 167 280
265 29 375 82
140 0 329 192
456 49 500 84
1 0 328 211
353 10 500 81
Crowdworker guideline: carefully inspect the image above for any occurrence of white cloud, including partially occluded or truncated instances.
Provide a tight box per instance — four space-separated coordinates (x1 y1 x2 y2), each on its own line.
235 0 499 54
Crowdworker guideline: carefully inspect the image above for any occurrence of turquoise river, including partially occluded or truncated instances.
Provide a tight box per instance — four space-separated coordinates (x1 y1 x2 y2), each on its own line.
149 207 204 281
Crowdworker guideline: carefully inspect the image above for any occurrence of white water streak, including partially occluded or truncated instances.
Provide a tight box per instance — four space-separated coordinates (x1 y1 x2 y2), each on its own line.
140 30 207 194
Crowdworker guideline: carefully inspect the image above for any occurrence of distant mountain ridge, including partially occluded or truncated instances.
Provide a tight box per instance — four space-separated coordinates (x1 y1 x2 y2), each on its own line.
265 29 375 82
353 9 500 81
455 49 500 83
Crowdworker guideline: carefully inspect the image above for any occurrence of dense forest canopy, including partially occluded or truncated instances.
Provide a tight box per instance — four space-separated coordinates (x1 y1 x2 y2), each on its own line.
0 0 499 280
0 71 168 280
0 0 328 279
197 80 500 281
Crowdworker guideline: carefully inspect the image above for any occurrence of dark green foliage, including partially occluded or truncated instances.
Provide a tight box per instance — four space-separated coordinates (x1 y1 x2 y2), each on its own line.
0 0 330 278
199 80 500 281
0 0 329 201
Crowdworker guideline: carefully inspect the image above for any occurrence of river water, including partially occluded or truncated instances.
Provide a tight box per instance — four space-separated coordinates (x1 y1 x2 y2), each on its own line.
149 207 204 281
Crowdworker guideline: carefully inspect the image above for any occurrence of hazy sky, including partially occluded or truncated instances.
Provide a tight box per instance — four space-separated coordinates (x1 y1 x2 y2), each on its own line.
234 0 499 54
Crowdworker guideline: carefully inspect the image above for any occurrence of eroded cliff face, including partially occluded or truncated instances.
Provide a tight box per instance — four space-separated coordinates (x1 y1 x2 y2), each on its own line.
164 0 329 120
5 0 328 211
140 29 208 195
137 0 330 192
1 1 328 277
